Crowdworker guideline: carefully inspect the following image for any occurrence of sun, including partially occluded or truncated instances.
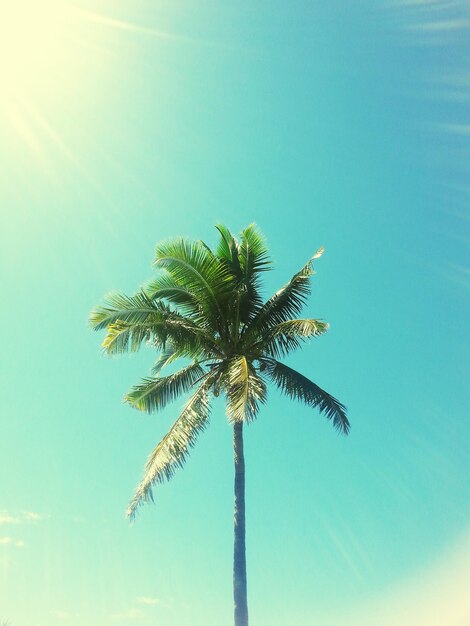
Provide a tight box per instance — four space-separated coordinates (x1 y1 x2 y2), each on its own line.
0 0 126 165
0 1 73 97
0 1 176 167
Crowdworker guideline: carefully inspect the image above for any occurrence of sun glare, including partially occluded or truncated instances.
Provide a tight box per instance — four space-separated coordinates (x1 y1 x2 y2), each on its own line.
0 1 72 96
0 0 126 168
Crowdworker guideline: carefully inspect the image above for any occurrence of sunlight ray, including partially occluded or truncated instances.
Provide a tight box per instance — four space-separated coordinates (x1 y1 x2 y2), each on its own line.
16 97 77 164
72 7 223 48
0 99 49 166
15 97 122 217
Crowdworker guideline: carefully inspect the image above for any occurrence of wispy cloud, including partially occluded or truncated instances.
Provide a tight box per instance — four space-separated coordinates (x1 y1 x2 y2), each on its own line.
0 536 25 548
0 512 21 525
408 18 470 31
23 511 49 522
0 511 48 525
111 608 144 621
50 610 80 620
136 596 160 606
438 123 470 136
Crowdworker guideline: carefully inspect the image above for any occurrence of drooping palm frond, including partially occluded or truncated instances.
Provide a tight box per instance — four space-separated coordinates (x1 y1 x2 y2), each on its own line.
101 320 155 355
127 378 212 520
125 362 206 413
257 318 329 358
225 356 267 423
261 358 349 434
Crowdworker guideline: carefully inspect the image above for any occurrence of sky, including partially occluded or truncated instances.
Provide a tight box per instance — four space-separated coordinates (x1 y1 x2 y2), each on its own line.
0 1 469 625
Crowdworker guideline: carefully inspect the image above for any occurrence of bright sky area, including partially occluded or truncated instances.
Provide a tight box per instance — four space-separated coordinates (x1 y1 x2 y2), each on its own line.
0 1 469 625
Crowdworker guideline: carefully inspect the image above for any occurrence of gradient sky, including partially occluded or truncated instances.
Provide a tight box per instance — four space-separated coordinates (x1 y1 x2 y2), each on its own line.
1 1 469 625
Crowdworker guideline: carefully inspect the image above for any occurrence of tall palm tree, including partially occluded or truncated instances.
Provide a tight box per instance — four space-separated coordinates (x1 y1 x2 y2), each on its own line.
90 224 349 626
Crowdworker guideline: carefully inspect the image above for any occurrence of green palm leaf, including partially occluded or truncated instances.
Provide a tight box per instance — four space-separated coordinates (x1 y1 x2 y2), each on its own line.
237 224 271 324
127 378 212 520
258 318 329 358
101 320 154 355
215 223 241 274
151 345 179 375
225 356 267 423
89 291 164 331
239 223 271 280
245 247 324 338
154 238 234 332
125 362 206 413
145 274 201 320
261 358 349 433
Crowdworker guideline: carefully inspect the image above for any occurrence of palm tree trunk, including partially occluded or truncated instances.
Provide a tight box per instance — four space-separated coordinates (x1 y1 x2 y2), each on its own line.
233 421 248 626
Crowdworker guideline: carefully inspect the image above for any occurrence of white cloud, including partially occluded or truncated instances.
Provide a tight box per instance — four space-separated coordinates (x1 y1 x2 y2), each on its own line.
111 608 144 621
408 19 470 32
50 610 79 620
0 536 24 547
23 511 49 522
0 510 48 525
136 597 160 606
0 512 21 525
0 536 13 544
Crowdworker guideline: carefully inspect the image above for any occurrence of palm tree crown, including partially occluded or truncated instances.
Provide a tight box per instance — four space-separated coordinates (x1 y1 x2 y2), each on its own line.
89 223 349 519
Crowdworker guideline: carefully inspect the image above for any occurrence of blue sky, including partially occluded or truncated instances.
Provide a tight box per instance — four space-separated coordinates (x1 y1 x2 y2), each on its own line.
1 1 469 625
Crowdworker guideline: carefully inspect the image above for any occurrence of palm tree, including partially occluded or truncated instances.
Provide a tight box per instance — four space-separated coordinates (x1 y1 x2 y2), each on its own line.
90 224 349 626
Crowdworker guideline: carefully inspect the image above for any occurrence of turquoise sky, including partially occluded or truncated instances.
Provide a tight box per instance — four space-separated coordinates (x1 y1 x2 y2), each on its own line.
1 2 469 625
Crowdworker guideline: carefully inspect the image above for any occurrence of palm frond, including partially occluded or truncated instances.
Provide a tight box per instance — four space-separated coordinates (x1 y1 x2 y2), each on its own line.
225 356 267 423
125 362 206 413
154 237 234 331
261 358 349 433
237 223 271 324
244 247 324 337
151 345 179 375
239 223 271 278
148 313 220 357
127 378 212 519
101 321 154 355
259 318 329 358
215 224 241 273
145 274 201 320
89 291 164 331
100 309 218 358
